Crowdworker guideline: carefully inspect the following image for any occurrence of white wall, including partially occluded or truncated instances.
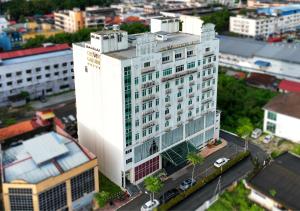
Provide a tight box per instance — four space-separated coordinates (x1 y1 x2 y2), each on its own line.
264 109 300 143
73 44 125 186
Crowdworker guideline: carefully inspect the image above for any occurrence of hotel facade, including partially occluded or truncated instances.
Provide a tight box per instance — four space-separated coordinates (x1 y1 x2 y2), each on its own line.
73 16 220 188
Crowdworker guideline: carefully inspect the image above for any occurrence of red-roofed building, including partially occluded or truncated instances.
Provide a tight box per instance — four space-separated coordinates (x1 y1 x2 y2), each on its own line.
279 80 300 93
0 43 70 60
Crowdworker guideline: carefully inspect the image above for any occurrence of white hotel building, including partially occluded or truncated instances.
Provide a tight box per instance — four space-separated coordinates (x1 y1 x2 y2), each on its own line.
73 16 220 188
0 44 74 106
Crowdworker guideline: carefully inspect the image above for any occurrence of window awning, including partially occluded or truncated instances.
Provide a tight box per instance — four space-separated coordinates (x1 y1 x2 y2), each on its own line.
161 141 197 166
255 60 271 67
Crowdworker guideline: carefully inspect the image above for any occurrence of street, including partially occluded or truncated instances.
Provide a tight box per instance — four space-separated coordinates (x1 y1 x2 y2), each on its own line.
118 131 268 211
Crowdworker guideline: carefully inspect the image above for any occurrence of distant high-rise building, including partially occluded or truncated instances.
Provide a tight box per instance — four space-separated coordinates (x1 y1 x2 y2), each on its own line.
73 16 220 188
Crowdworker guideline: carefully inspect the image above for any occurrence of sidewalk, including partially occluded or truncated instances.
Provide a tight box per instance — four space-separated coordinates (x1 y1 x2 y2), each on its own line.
31 91 75 110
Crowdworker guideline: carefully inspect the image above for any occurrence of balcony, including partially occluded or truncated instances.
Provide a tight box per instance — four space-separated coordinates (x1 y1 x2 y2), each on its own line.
142 121 156 129
203 75 214 81
142 109 155 117
142 94 156 102
142 81 155 89
165 89 172 94
165 114 171 120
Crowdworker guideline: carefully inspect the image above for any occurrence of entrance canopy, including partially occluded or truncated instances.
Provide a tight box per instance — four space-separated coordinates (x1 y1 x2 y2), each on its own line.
161 141 197 166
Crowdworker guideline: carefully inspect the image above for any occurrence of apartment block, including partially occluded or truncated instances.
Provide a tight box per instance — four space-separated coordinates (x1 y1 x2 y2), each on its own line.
85 6 116 28
0 44 74 106
2 131 99 211
73 16 220 189
230 5 300 38
54 8 85 33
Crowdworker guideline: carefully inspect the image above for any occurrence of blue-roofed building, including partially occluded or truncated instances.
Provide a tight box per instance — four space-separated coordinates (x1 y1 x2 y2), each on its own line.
0 32 12 51
230 5 300 38
2 131 99 211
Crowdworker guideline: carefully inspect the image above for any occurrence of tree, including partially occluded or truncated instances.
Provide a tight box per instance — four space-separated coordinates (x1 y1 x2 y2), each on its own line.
236 117 254 138
120 22 150 34
186 152 204 181
94 191 110 208
201 9 231 33
144 176 164 202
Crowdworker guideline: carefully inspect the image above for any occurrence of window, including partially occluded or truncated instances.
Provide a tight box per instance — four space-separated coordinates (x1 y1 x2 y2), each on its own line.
62 62 67 67
7 81 12 86
71 169 95 201
156 125 159 131
188 99 192 105
163 68 172 76
156 85 159 92
135 92 139 99
143 130 147 137
266 122 276 133
156 71 159 78
134 77 138 85
165 108 169 115
36 67 41 72
165 121 169 127
205 47 210 52
156 112 159 118
177 92 181 97
187 50 193 57
6 73 12 78
135 106 139 113
148 73 152 80
63 70 68 74
165 82 170 89
54 64 59 68
156 99 159 105
36 75 42 80
177 116 181 122
176 79 179 85
117 34 122 42
27 78 32 82
267 111 277 121
198 60 201 66
176 65 184 73
188 111 192 117
126 149 132 154
45 65 50 70
181 77 184 83
142 75 147 82
54 72 59 76
187 62 195 69
189 87 193 93
189 75 193 81
70 61 74 65
26 69 32 74
135 120 139 127
17 79 22 84
177 104 181 110
142 89 146 96
175 53 182 60
142 103 147 110
135 133 139 140
126 158 133 164
16 71 22 76
39 183 67 211
46 73 51 78
162 56 170 63
9 188 33 211
144 62 150 68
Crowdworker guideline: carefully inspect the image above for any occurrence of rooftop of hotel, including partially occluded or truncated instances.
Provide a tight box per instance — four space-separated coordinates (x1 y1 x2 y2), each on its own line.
219 35 300 64
2 131 96 184
257 4 300 16
0 43 71 61
106 31 201 60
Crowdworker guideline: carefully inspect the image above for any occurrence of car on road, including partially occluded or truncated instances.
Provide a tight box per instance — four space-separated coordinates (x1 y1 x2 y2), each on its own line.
159 189 180 204
179 178 196 191
214 158 230 168
263 135 273 144
141 199 159 211
251 128 262 139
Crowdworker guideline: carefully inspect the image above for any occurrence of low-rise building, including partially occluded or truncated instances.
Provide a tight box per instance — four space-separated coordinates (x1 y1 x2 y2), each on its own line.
230 5 300 38
0 44 74 106
246 152 300 210
2 131 99 211
263 92 300 143
219 36 300 82
278 79 300 93
84 6 117 28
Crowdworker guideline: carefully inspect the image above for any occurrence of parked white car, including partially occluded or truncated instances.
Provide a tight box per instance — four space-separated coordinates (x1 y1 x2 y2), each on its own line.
141 199 160 211
214 158 230 168
251 128 262 139
263 135 273 144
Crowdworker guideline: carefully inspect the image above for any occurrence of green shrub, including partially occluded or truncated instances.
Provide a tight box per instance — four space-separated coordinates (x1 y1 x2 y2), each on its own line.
157 151 250 211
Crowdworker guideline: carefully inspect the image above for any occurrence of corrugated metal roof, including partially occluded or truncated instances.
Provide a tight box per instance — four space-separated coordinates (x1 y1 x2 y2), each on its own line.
3 131 92 184
219 36 300 64
23 132 69 165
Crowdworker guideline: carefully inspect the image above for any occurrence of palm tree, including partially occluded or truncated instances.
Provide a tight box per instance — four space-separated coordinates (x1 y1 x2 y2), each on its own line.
187 152 204 182
144 176 164 202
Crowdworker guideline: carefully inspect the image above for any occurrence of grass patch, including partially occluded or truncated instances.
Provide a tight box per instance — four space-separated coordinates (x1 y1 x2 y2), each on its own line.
291 144 300 155
208 182 264 211
99 172 122 195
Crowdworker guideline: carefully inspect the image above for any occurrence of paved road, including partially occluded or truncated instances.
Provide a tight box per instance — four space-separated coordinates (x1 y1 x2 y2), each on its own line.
171 131 268 211
118 131 268 211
